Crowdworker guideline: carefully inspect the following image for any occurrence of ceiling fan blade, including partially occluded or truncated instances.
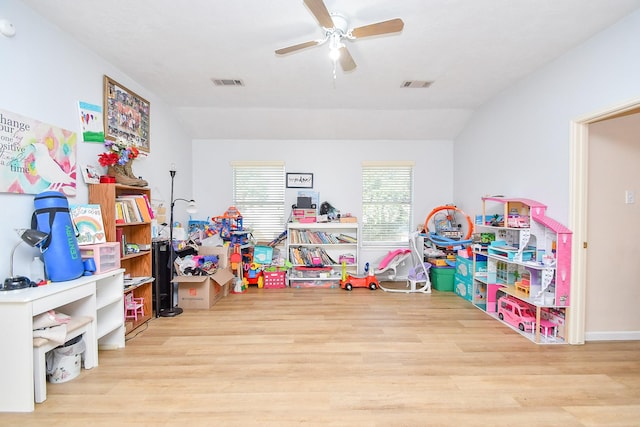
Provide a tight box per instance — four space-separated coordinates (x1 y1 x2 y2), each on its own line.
351 18 404 38
339 46 356 72
275 40 320 55
303 0 334 29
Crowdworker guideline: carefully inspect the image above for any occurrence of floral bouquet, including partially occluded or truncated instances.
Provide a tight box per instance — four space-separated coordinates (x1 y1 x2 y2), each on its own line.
98 139 147 186
97 139 140 167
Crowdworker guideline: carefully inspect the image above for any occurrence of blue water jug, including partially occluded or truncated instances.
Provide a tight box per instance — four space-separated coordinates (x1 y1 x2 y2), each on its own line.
31 191 84 282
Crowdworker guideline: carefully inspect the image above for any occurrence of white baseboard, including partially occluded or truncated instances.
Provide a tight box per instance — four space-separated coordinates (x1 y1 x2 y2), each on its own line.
585 331 640 341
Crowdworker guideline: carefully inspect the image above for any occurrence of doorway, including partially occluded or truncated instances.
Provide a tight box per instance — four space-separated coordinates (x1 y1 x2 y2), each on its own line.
569 99 640 344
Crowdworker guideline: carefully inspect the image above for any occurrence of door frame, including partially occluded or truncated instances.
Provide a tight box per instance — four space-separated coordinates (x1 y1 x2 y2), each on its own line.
568 98 640 344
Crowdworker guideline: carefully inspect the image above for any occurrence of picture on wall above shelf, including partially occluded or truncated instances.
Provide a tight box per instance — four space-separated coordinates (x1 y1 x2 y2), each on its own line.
80 164 101 184
103 75 150 153
286 173 313 188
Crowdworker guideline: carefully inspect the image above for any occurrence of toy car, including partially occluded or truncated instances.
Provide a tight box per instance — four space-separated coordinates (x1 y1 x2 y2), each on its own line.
242 262 264 288
340 272 378 291
497 295 535 332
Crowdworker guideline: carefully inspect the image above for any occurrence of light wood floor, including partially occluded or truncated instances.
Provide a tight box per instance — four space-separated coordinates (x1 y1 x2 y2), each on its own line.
2 286 640 427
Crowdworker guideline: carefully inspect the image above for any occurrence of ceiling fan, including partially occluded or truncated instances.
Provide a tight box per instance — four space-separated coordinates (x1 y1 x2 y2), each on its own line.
275 0 404 73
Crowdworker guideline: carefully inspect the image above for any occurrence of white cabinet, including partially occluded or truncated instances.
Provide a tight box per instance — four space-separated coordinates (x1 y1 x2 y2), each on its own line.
472 197 572 344
96 269 126 349
286 222 359 288
0 269 125 412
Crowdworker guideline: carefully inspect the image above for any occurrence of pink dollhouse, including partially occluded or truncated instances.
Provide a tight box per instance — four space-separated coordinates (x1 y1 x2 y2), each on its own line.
482 197 572 307
479 197 572 343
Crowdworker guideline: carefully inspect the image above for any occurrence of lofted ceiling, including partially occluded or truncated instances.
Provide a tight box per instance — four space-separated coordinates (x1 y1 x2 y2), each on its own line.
21 0 640 140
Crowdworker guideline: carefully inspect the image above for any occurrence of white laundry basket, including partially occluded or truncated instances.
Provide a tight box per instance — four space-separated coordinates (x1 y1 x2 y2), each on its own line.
46 335 86 383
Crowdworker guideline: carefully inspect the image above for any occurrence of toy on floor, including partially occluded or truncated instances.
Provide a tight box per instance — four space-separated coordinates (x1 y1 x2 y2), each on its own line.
373 248 411 281
340 262 378 291
243 262 264 288
230 244 247 293
423 204 474 249
379 232 432 293
406 261 432 292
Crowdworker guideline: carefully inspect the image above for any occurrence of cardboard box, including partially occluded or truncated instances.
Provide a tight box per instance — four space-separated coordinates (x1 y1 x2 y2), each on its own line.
197 245 229 269
454 277 473 301
174 267 234 309
339 216 357 223
253 245 273 264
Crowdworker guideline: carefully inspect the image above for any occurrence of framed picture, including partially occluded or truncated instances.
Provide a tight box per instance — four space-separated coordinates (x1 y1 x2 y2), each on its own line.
81 164 101 184
69 204 106 245
286 173 314 188
103 75 151 153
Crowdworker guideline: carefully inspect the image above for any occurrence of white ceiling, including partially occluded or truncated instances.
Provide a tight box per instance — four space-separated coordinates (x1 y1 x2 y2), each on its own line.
21 0 640 139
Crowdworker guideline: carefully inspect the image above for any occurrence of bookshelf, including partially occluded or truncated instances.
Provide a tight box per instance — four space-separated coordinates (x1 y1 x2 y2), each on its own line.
285 222 359 288
88 183 153 331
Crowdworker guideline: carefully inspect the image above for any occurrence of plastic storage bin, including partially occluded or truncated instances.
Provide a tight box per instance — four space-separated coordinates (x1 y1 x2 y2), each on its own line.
46 335 85 383
430 267 455 292
79 242 121 274
263 270 287 288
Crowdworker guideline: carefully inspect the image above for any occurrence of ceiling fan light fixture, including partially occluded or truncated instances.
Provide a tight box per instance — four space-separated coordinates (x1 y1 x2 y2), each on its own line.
329 13 349 36
328 32 343 61
276 0 405 75
329 47 341 61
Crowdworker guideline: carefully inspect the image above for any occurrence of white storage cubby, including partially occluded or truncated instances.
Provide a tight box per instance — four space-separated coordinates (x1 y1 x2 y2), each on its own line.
0 269 126 412
286 222 359 288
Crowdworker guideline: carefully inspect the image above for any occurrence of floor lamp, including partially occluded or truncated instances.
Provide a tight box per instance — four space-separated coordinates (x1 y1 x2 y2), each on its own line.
159 166 197 317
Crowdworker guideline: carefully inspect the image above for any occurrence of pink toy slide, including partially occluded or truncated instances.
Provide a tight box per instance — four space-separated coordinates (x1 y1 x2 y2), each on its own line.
374 249 411 281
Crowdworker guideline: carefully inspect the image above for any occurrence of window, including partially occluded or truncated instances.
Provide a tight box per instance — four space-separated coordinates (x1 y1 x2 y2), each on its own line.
232 161 285 242
361 162 414 246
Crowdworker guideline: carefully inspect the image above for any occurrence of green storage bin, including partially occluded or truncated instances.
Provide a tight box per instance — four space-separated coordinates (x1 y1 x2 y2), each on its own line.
430 267 455 292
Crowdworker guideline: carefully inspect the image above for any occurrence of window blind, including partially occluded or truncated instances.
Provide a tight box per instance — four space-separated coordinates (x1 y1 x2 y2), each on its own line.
361 162 414 246
232 162 285 242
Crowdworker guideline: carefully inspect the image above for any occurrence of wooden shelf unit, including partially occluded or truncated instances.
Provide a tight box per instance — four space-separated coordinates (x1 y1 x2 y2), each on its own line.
89 183 153 330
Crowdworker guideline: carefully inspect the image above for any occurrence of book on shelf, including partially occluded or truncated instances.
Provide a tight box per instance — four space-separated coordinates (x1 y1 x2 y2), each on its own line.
336 233 357 243
289 230 346 245
115 199 138 223
289 246 337 266
116 228 124 257
124 276 154 289
69 204 106 245
115 196 153 223
119 194 154 223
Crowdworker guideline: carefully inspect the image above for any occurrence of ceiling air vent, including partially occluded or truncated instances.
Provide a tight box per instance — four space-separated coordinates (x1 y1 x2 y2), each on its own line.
401 80 433 88
211 78 245 87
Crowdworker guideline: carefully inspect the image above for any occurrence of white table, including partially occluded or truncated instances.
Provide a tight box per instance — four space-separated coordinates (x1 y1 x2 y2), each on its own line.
0 270 124 412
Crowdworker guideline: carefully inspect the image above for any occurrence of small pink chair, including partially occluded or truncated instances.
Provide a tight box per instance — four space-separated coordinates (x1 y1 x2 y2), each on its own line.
124 293 144 321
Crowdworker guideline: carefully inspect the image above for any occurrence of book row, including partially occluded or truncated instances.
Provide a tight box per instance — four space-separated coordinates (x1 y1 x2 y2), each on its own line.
289 246 338 267
288 229 357 245
115 194 155 224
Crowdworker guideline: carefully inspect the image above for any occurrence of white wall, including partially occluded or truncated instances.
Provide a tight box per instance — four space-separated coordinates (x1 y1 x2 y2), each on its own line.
453 9 640 222
452 9 640 340
0 0 192 280
192 139 454 268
